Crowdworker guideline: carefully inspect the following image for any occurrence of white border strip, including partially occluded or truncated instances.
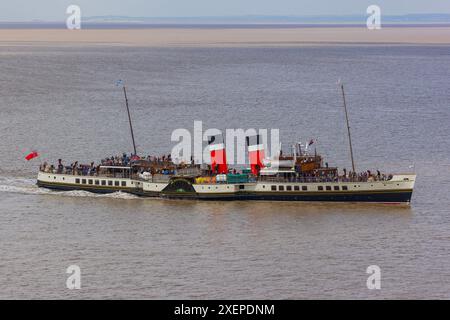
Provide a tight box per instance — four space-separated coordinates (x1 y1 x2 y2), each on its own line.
209 143 225 151
248 144 264 152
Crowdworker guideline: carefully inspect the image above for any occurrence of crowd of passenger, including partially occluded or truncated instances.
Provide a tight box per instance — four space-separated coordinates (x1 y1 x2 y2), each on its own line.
144 154 173 163
339 169 392 182
267 169 393 183
100 153 132 166
40 154 393 184
39 152 176 177
99 153 174 166
40 159 100 176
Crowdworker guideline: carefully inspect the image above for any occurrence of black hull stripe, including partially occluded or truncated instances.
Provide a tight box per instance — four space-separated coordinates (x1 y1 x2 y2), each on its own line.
192 193 412 202
37 181 412 203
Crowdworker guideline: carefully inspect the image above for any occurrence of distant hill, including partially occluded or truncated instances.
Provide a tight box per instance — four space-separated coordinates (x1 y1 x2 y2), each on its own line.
1 14 449 29
82 14 450 24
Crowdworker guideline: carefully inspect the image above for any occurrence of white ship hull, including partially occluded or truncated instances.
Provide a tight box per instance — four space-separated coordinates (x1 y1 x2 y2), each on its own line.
37 172 416 203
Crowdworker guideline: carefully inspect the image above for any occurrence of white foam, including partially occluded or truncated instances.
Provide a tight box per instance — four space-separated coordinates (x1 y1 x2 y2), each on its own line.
60 189 139 200
0 176 36 186
0 184 54 195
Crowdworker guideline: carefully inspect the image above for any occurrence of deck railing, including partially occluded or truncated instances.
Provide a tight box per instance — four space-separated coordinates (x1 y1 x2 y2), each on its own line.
39 169 392 184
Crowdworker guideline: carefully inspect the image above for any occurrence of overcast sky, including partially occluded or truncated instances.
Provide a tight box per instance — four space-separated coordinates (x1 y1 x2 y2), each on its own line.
1 0 450 21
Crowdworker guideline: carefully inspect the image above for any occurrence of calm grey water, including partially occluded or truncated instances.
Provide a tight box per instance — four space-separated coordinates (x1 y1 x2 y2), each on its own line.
0 44 449 299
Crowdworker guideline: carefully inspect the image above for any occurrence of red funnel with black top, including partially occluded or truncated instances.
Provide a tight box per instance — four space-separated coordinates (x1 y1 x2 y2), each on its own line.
208 134 228 174
246 134 265 175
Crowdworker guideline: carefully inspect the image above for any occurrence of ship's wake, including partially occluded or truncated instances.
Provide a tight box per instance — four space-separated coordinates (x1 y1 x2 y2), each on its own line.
0 176 139 200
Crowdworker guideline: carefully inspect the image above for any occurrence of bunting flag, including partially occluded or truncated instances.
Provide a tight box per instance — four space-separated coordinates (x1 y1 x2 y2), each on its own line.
25 151 39 161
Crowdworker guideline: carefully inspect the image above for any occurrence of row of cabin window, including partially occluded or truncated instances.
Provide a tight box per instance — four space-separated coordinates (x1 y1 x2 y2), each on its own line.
270 185 307 191
75 178 126 187
270 185 348 191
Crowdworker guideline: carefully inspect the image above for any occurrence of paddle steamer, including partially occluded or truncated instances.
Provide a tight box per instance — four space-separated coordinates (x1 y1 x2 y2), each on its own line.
36 83 416 203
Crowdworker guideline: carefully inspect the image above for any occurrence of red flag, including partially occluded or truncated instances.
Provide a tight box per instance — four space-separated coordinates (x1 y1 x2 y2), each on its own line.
25 151 39 161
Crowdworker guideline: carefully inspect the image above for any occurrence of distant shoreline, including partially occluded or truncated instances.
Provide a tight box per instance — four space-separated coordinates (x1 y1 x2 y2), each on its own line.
1 27 449 47
2 12 450 28
1 22 450 29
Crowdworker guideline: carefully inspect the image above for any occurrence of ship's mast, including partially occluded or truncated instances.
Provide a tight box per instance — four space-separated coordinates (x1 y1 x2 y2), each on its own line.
339 82 356 173
120 83 137 156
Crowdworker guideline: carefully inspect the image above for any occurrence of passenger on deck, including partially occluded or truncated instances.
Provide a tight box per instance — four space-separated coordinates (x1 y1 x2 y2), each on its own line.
89 162 95 176
72 161 78 175
57 159 64 174
40 162 49 172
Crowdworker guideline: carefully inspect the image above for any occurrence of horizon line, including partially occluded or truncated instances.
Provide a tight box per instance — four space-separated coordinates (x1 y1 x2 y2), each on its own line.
1 13 450 24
